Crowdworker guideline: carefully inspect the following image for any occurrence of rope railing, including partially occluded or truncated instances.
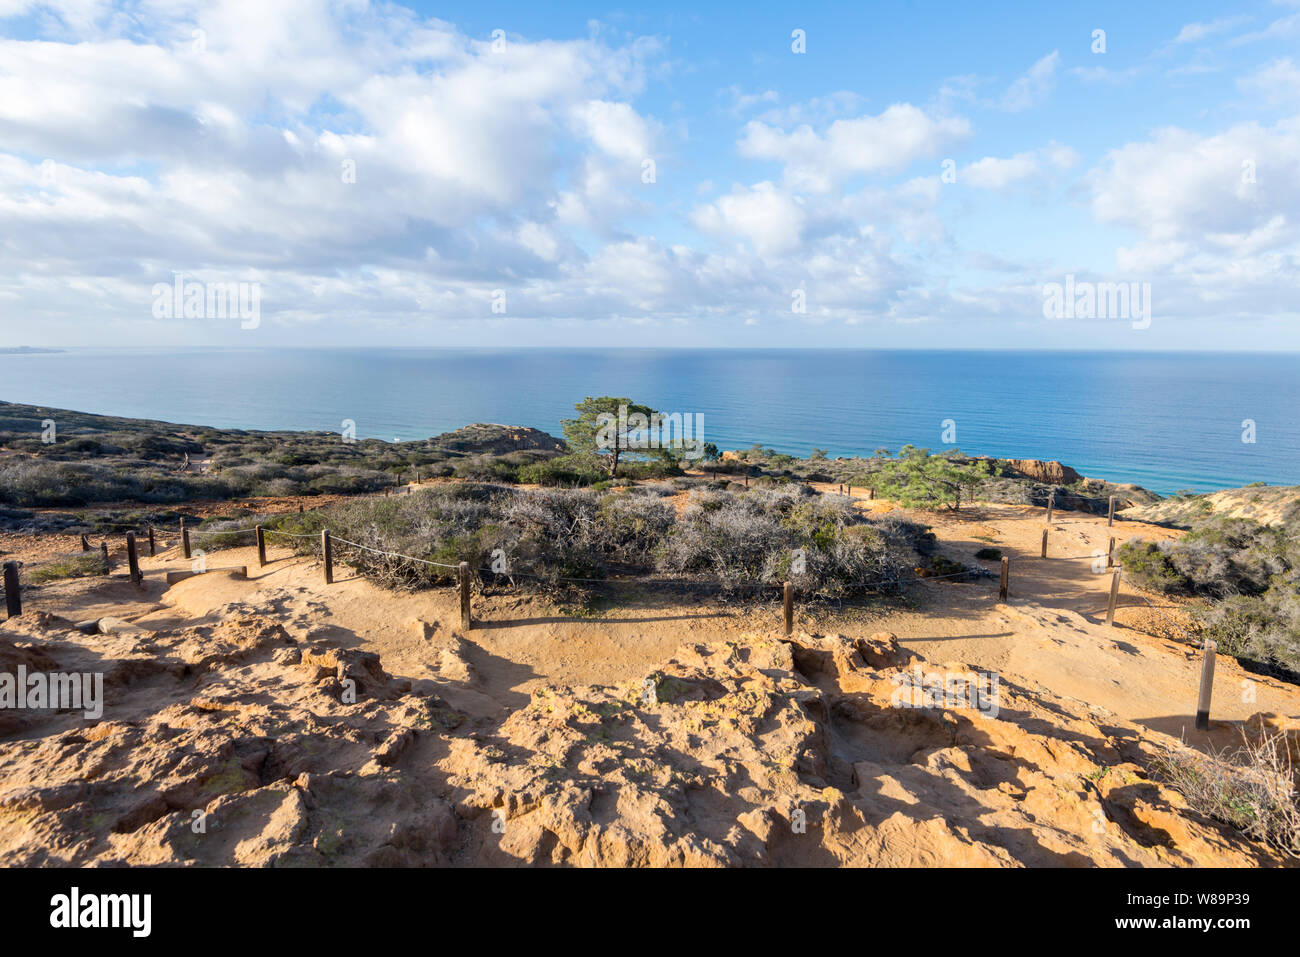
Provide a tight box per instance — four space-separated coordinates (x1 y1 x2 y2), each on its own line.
1125 586 1200 642
277 528 988 593
8 547 109 569
262 528 320 541
0 488 1234 731
2 486 1142 617
326 534 461 570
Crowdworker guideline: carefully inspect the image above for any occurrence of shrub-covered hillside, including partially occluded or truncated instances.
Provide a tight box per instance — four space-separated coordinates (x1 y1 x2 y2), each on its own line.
1117 505 1300 678
0 400 566 506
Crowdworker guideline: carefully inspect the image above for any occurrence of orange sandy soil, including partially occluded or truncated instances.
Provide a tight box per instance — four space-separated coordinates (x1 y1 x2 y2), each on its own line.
1 486 1297 866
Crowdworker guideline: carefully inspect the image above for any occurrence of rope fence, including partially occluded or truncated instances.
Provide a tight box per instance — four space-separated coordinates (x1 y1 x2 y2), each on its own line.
0 486 1230 729
269 525 1005 639
2 512 1155 622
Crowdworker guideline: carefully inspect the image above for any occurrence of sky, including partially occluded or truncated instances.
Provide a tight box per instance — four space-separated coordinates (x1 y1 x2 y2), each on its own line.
1 0 1298 350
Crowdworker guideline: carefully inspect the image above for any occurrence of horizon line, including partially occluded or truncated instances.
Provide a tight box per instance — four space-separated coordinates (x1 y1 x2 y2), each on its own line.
6 345 1300 356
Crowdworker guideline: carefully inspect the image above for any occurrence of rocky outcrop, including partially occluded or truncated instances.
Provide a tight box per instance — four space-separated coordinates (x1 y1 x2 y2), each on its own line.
430 424 566 455
999 459 1083 486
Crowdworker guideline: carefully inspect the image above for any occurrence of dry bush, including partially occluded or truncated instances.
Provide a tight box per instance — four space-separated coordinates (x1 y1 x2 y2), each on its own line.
1154 729 1299 858
655 488 919 596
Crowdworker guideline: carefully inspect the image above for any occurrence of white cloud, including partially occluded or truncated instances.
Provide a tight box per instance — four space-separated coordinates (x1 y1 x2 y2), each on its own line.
1 0 1297 343
721 85 778 115
961 143 1078 190
573 99 656 163
1087 117 1300 318
737 103 970 192
1173 17 1251 44
0 2 676 331
1232 7 1300 44
1089 120 1300 242
1238 58 1300 107
1001 51 1059 112
691 181 807 257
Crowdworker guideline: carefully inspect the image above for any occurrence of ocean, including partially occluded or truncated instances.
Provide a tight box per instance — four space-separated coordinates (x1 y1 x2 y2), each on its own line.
1 348 1296 495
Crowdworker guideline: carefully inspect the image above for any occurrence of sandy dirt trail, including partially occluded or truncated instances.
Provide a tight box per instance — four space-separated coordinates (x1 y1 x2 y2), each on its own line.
19 492 1287 757
809 489 1299 749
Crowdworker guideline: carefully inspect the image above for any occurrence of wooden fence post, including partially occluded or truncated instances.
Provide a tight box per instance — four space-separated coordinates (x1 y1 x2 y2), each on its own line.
868 487 875 500
1107 536 1115 568
1107 495 1116 527
147 526 156 557
1041 527 1048 559
1195 640 1217 731
459 561 473 631
744 474 749 490
2 562 20 618
100 542 110 573
1105 568 1121 626
321 530 333 585
256 525 266 568
126 532 142 587
1046 492 1054 525
80 534 91 551
998 557 1009 601
783 581 794 635
847 484 852 497
181 517 191 559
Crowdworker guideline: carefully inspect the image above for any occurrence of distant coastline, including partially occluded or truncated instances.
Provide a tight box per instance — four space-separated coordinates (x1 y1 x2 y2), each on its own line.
0 346 64 355
1 348 1296 493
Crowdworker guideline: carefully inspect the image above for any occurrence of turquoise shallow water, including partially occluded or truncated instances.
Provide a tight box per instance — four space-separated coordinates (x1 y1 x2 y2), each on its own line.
1 347 1296 495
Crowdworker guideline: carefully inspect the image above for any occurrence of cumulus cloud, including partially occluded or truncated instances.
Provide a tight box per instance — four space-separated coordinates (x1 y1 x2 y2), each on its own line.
960 143 1079 190
691 182 807 257
1086 117 1300 318
1 1 1297 343
0 2 679 333
737 104 971 192
1089 120 1300 243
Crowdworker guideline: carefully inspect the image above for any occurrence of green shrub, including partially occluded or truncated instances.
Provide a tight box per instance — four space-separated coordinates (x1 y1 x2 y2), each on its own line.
26 553 107 583
517 455 605 487
1116 540 1187 593
1118 516 1300 678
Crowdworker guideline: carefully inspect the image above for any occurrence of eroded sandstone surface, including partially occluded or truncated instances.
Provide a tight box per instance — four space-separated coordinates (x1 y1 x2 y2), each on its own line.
0 608 1279 867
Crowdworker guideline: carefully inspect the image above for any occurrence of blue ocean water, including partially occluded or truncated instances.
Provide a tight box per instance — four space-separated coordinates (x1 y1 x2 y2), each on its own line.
1 348 1296 494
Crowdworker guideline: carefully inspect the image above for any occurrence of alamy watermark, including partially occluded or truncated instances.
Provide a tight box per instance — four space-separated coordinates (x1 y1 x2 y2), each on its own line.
596 405 706 461
151 273 261 329
49 887 150 937
1 666 104 719
890 665 1000 718
1042 274 1150 330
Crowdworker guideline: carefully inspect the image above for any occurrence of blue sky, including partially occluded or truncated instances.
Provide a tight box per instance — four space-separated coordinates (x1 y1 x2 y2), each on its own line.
1 0 1298 349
